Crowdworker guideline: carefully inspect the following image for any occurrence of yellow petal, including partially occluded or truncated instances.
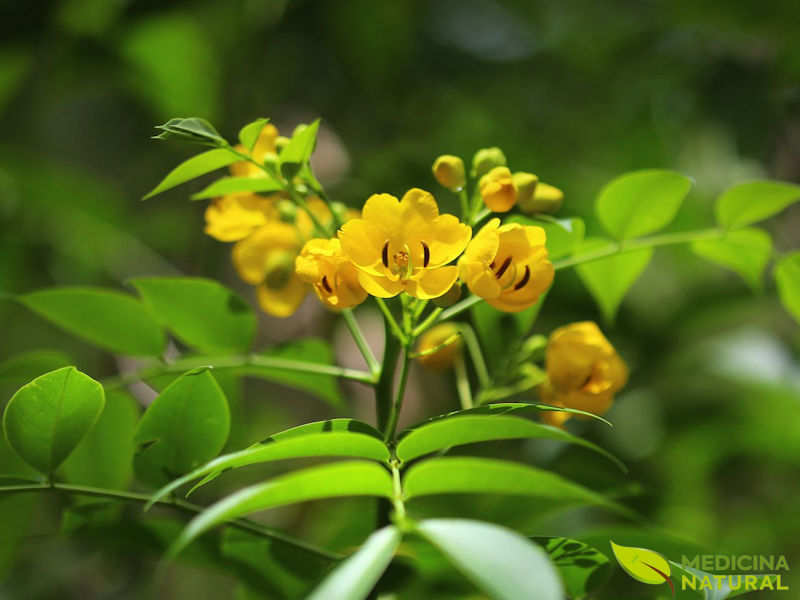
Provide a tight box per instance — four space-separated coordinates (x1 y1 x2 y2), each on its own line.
404 266 459 299
256 274 308 318
461 219 500 264
363 193 403 232
338 218 387 274
204 194 272 242
422 214 472 267
232 223 299 285
357 271 404 298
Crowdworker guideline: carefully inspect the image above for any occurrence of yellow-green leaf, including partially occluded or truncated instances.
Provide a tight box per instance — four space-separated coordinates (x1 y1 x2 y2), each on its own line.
610 540 672 585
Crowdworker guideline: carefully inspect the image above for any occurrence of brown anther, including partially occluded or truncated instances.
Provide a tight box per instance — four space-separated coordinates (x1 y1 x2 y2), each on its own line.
513 265 531 290
421 241 431 267
495 256 512 279
381 241 390 268
321 275 333 294
394 250 409 268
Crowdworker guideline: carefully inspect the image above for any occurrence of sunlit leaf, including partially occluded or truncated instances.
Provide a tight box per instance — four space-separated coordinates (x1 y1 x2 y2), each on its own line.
307 526 401 600
18 287 166 356
691 228 772 291
142 148 239 199
3 367 105 475
417 519 564 600
596 170 692 240
774 252 800 325
133 369 229 486
190 175 283 200
167 461 393 559
279 119 320 178
611 540 672 585
411 402 613 428
396 415 624 470
263 418 383 442
147 432 390 508
238 118 270 152
575 239 652 323
716 180 800 229
131 277 256 353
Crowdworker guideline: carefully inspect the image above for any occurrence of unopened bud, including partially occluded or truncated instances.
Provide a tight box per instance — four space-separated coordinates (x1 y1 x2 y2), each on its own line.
471 147 507 178
263 251 296 290
433 282 462 307
275 136 290 151
519 182 563 214
479 166 516 212
277 200 298 224
432 155 466 191
415 323 462 370
512 172 538 209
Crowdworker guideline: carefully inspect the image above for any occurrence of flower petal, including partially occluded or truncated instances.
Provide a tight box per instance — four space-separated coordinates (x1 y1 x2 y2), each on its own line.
256 275 308 318
405 266 459 299
356 271 403 298
232 223 299 285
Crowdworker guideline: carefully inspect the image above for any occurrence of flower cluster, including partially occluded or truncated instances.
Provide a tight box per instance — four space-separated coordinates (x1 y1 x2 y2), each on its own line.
539 321 628 426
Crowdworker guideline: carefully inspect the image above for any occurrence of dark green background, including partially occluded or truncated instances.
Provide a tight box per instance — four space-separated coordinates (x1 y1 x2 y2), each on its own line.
1 1 799 598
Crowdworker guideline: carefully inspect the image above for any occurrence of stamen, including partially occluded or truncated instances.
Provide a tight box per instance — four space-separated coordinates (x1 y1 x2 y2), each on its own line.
513 265 530 290
495 256 512 279
321 275 333 294
381 241 390 268
421 241 431 267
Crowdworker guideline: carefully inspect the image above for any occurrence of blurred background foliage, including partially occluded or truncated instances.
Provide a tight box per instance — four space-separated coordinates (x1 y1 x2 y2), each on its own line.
1 0 799 598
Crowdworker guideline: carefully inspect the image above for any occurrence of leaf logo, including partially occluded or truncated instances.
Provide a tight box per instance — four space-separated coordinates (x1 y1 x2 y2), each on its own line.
611 541 675 595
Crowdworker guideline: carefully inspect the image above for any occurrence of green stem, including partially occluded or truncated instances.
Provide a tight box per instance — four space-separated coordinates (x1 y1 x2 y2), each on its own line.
288 185 332 238
375 319 401 433
103 354 376 390
0 482 341 560
341 309 380 376
390 464 407 525
411 307 443 338
458 188 470 222
383 347 410 443
454 354 473 410
457 324 490 389
374 298 406 344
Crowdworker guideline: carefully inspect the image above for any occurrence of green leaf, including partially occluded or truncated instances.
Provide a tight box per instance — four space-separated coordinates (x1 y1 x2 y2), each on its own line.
131 277 256 353
190 175 283 200
534 537 611 599
142 148 239 199
417 519 564 600
308 526 401 600
167 461 393 559
279 119 320 178
575 239 652 323
691 228 772 291
0 350 71 385
403 457 623 514
61 391 139 489
133 369 230 486
147 432 390 508
237 339 342 406
716 180 800 229
238 118 270 152
506 215 585 260
262 418 383 442
775 252 800 324
414 402 613 428
396 415 624 470
152 117 226 145
596 170 692 240
18 287 166 357
3 367 105 475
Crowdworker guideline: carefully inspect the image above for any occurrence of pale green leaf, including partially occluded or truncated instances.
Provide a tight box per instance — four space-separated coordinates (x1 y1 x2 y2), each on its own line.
3 367 105 474
263 418 382 442
413 402 613 428
716 180 800 229
18 287 166 356
131 277 256 353
307 526 401 600
691 228 772 291
596 170 693 240
417 519 564 600
190 175 283 200
575 239 653 323
143 148 239 199
396 415 624 470
134 369 230 486
147 432 390 508
774 252 800 324
279 119 320 178
238 118 270 152
167 461 393 559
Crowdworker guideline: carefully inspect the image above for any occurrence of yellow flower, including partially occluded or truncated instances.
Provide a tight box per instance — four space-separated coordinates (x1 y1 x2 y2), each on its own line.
458 218 553 312
479 166 517 212
432 155 466 191
230 123 280 178
232 222 308 317
338 189 471 299
415 323 462 370
295 238 367 310
204 193 278 242
539 321 628 426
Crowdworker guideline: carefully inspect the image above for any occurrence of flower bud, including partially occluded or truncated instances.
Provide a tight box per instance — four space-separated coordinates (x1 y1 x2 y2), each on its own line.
471 147 507 178
415 323 462 370
277 200 298 223
433 282 462 307
432 155 466 191
275 136 290 151
519 182 563 215
263 251 297 291
512 172 538 210
479 166 517 212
